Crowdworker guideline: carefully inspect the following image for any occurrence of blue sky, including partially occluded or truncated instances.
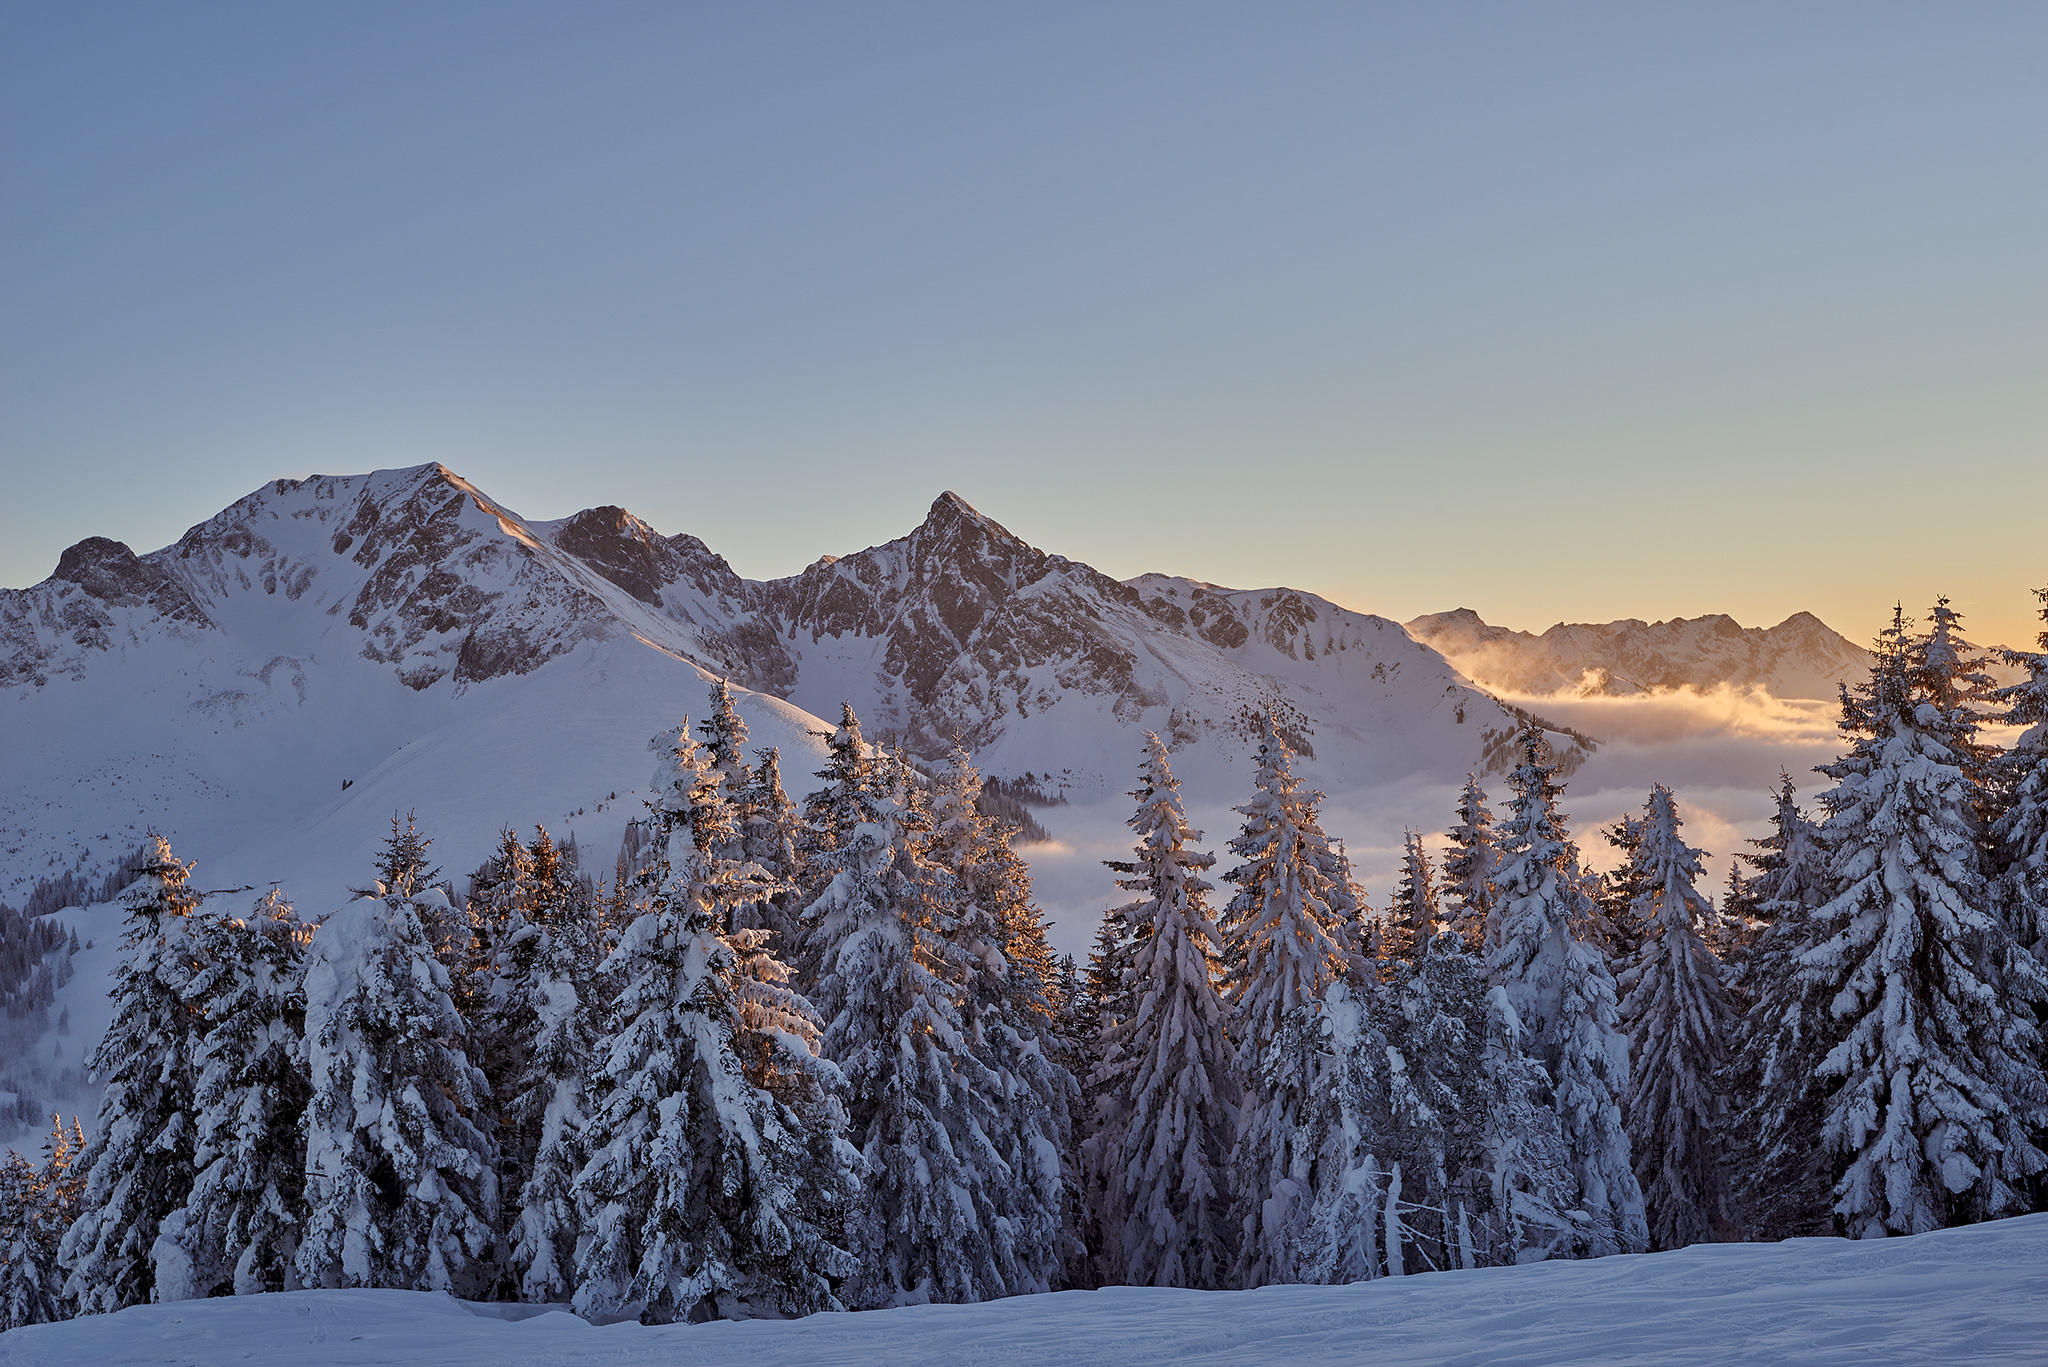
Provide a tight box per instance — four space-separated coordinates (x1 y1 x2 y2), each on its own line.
4 3 2044 646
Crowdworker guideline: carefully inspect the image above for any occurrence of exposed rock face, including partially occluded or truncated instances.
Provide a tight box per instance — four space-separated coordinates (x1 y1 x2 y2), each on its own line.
2 538 214 687
1 464 1575 786
1405 607 1874 700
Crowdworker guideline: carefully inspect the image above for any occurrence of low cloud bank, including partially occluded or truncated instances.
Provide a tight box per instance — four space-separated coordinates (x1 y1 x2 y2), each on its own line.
1021 684 1851 959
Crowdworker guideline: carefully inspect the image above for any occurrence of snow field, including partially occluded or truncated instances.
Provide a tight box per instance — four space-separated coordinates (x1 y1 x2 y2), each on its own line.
7 1213 2047 1366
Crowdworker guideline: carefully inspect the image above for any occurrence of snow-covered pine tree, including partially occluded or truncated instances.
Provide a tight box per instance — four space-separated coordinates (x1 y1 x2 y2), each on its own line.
58 836 206 1314
736 746 807 946
1617 787 1733 1250
1486 727 1648 1258
503 872 604 1306
1075 905 1136 1281
1 1118 80 1330
925 744 1080 1294
1094 734 1234 1289
159 889 312 1298
1221 714 1357 1286
1380 932 1479 1274
294 837 498 1296
1801 603 2048 1237
574 720 852 1323
1382 831 1443 964
798 738 1008 1307
1712 860 1756 964
697 679 754 823
1381 930 1578 1274
1274 976 1391 1285
1467 986 1577 1266
1443 773 1498 953
1595 813 1649 968
1991 586 2048 960
801 704 877 882
465 827 534 1020
1725 774 1838 1239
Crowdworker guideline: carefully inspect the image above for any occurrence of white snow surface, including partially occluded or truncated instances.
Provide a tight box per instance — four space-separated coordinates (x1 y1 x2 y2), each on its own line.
6 1214 2047 1365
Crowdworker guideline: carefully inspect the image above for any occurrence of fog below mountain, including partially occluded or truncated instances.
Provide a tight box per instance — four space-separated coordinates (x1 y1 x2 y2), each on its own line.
1021 683 1846 961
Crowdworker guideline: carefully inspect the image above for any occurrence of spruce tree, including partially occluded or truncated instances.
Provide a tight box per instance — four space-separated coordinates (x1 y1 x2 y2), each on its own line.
1220 714 1357 1285
697 679 755 825
1486 727 1648 1258
1991 586 2048 960
1443 773 1498 953
295 832 498 1295
736 746 807 946
161 889 311 1297
1802 604 2048 1236
59 836 206 1314
1076 906 1136 1280
2 1118 81 1329
1726 775 1837 1238
1382 831 1443 963
801 739 1005 1306
1379 930 1578 1273
1266 975 1391 1285
1617 787 1733 1250
575 719 852 1322
504 883 604 1306
926 744 1080 1294
1094 734 1233 1288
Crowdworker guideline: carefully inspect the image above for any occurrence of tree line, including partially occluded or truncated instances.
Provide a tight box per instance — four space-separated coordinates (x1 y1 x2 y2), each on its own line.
2 588 2045 1328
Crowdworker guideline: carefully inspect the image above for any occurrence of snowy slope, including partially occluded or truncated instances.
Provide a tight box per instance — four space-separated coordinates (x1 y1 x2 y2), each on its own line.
1406 607 1873 701
1 462 1575 1151
7 1214 2046 1365
1 464 1559 919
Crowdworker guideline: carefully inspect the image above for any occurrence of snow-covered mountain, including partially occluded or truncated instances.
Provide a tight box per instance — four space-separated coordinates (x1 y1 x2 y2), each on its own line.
1405 607 1874 701
1 463 1560 922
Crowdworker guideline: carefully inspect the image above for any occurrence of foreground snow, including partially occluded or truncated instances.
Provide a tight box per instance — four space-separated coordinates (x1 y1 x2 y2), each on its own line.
8 1215 2046 1366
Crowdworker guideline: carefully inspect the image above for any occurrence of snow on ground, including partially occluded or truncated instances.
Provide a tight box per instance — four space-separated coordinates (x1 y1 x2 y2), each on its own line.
8 1215 2047 1366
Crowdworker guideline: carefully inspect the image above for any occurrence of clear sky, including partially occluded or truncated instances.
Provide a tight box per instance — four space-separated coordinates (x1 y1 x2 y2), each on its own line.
5 3 2044 648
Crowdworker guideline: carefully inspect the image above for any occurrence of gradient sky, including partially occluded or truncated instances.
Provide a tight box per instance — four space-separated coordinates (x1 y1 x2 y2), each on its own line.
5 3 2045 648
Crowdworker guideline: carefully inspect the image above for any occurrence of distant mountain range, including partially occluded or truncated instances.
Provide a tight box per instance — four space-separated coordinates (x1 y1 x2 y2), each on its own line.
1405 607 1875 701
1 463 1563 916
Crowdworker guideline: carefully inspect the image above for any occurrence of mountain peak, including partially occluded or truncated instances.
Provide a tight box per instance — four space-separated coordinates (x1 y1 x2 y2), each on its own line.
920 489 1004 535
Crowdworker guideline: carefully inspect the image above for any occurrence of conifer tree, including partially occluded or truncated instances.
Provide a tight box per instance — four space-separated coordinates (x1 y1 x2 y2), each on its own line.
1221 715 1357 1285
1726 775 1837 1238
378 811 468 1004
698 679 754 821
1264 975 1391 1285
295 832 498 1296
736 746 807 946
1486 728 1647 1257
1465 986 1577 1266
1443 774 1498 953
160 889 311 1297
1991 586 2048 960
2 1119 81 1329
575 720 853 1322
1617 787 1733 1250
1596 813 1649 963
802 704 877 886
1076 905 1136 1279
59 837 206 1314
925 744 1080 1293
1382 831 1443 963
504 880 604 1306
801 738 1005 1306
1801 604 2048 1236
1094 735 1233 1288
464 828 533 1021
